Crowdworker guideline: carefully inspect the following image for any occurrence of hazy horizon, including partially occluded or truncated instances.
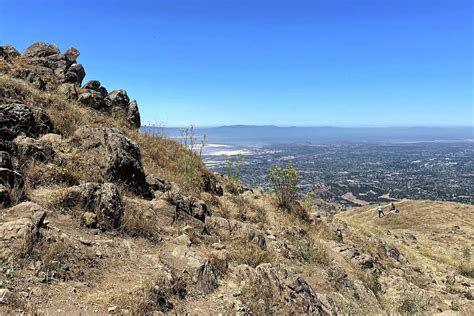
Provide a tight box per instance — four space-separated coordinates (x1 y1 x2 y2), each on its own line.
144 123 474 128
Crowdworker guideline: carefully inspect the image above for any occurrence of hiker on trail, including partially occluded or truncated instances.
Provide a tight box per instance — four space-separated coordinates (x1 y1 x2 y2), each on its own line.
336 227 343 241
378 204 384 218
390 202 400 213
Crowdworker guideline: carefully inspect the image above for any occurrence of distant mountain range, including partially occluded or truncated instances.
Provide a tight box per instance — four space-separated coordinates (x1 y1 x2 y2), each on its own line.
141 125 474 145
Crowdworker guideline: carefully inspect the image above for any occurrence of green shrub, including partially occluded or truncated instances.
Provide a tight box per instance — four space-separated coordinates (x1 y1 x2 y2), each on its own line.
269 163 299 209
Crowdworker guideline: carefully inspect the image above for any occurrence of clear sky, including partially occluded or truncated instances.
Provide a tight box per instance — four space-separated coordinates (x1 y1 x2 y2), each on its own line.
0 0 472 127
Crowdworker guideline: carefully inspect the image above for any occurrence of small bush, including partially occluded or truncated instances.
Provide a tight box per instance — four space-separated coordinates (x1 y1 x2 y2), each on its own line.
458 261 474 278
458 245 473 277
399 295 422 315
269 163 299 209
360 269 382 299
39 239 97 281
292 236 331 265
230 239 273 268
239 280 273 315
121 200 161 242
113 273 187 314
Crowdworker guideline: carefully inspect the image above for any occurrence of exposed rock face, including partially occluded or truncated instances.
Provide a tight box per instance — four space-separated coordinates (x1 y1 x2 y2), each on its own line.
72 127 152 198
207 216 264 243
0 202 47 260
169 192 211 222
13 136 55 162
77 90 107 110
146 174 171 192
61 182 123 230
64 63 85 85
0 45 20 61
64 47 80 63
127 99 141 128
23 42 60 59
1 42 143 128
235 263 333 315
0 184 11 207
1 103 38 140
203 173 224 196
0 151 12 169
82 80 108 96
0 103 53 141
195 259 219 294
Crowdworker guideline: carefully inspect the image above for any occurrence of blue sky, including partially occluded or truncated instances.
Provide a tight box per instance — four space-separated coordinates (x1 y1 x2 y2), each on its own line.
0 0 472 127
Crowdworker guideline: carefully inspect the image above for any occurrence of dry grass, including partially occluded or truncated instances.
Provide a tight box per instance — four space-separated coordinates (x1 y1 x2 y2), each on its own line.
133 130 208 195
229 239 273 268
22 161 79 190
229 239 274 268
120 198 161 242
291 236 331 265
109 273 187 314
3 294 39 316
38 238 97 281
458 261 474 278
239 279 273 315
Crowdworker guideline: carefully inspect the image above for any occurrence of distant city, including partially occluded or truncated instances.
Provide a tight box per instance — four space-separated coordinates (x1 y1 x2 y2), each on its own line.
143 125 474 208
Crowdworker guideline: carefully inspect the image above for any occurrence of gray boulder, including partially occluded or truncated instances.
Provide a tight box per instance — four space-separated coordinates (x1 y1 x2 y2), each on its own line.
13 136 55 162
0 45 20 61
77 90 106 110
146 173 171 192
72 127 152 198
0 103 37 140
64 47 80 63
82 80 108 96
23 42 60 58
106 89 130 110
61 182 123 230
0 103 53 140
64 63 85 86
0 151 12 169
0 184 11 207
169 192 211 222
127 99 141 128
0 167 23 188
0 202 47 259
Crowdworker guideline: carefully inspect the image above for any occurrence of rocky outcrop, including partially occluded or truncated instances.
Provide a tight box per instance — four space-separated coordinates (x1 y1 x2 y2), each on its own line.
0 103 53 141
1 43 142 128
0 45 20 61
203 173 224 196
206 216 266 249
168 192 211 222
72 127 152 199
20 42 84 87
0 202 47 260
0 184 11 207
13 135 56 162
235 263 334 315
146 173 172 192
127 99 141 128
77 86 142 127
60 182 123 230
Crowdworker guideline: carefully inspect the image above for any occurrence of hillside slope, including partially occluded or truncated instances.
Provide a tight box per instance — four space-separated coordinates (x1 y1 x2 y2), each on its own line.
0 43 472 315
